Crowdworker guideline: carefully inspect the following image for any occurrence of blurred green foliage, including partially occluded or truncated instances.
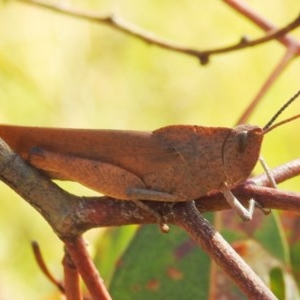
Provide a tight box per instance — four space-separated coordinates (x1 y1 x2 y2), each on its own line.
0 0 300 299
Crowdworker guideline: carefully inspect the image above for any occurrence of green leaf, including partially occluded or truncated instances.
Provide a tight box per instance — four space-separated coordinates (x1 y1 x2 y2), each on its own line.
109 224 211 300
270 267 285 300
93 226 138 286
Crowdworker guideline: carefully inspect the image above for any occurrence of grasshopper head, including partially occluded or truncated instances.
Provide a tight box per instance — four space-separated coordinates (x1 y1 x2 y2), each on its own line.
221 125 263 187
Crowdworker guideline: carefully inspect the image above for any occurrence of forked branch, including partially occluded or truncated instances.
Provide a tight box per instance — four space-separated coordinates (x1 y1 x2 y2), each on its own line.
0 137 300 234
16 0 300 64
1 138 292 299
173 201 276 300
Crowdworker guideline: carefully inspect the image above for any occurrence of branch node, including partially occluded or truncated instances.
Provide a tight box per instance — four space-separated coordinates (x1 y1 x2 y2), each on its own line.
199 54 210 65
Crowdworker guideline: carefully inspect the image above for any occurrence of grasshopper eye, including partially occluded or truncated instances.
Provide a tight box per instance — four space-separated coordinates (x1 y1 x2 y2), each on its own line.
237 130 248 153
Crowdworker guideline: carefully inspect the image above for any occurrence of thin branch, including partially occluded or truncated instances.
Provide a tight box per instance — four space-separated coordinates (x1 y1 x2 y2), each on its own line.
62 249 83 300
173 201 276 300
236 48 296 124
31 241 65 293
223 0 300 49
252 158 300 186
16 0 300 64
63 236 112 300
200 12 300 56
225 0 300 125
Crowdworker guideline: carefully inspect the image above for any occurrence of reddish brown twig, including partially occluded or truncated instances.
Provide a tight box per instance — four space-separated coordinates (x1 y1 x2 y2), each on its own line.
223 0 300 124
236 48 297 124
16 0 300 64
173 201 276 300
223 0 300 48
63 236 112 300
31 241 65 293
252 158 300 186
63 249 83 300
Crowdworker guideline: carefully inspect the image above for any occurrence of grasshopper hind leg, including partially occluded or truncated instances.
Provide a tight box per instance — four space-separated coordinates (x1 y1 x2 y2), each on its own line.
28 148 175 232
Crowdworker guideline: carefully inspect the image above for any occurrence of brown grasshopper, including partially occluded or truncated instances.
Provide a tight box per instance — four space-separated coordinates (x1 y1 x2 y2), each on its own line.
0 90 299 227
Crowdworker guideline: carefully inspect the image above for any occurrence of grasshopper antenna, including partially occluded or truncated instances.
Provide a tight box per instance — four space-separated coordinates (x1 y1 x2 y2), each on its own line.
263 89 300 133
